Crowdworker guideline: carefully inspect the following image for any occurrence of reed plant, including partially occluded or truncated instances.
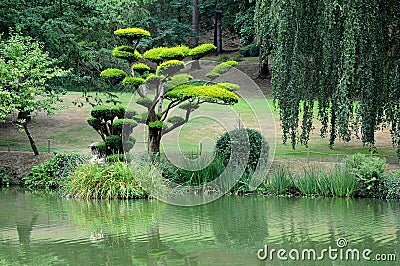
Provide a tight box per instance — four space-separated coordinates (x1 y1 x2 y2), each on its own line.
264 167 294 195
294 167 320 196
65 162 147 199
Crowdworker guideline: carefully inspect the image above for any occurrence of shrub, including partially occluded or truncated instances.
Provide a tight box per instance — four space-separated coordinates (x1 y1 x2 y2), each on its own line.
189 43 216 58
112 46 142 61
215 128 269 173
238 43 260 57
100 68 127 80
156 60 185 75
381 171 400 199
122 77 145 87
343 153 386 197
114 28 151 39
65 162 147 199
24 153 89 190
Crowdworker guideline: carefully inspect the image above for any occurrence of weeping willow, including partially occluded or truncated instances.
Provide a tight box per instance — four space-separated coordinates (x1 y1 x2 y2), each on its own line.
257 0 400 157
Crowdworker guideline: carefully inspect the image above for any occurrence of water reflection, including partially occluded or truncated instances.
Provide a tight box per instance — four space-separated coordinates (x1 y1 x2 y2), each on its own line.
0 189 399 265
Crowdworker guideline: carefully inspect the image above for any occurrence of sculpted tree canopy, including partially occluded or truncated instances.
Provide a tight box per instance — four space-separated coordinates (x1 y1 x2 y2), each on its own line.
100 27 239 153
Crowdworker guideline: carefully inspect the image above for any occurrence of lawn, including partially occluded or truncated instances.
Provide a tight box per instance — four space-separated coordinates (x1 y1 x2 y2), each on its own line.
0 91 398 171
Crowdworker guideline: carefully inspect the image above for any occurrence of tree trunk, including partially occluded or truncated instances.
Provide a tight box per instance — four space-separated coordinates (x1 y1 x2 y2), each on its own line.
147 109 162 154
192 0 200 47
148 127 161 154
215 8 223 54
258 58 270 79
22 121 39 155
18 111 39 155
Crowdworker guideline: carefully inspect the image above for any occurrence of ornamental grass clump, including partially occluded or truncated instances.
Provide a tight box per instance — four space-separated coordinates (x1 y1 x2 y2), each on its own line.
65 162 147 199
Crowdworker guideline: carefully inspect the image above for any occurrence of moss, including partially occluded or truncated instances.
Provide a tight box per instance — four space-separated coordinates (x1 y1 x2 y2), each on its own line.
156 60 185 75
112 46 142 61
122 77 146 87
100 68 127 80
165 84 239 105
190 43 216 58
114 28 151 39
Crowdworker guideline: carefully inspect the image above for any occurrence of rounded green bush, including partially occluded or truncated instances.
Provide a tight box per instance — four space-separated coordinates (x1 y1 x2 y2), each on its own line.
100 68 127 80
132 63 151 73
114 28 151 39
159 45 190 60
215 128 269 172
106 135 122 151
190 43 216 58
94 141 107 156
113 119 138 134
87 117 102 131
91 105 125 121
122 77 145 87
112 46 142 61
143 47 167 63
156 60 185 75
148 121 164 129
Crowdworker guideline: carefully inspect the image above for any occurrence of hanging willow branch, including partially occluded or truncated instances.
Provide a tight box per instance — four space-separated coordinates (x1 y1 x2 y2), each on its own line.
257 0 400 157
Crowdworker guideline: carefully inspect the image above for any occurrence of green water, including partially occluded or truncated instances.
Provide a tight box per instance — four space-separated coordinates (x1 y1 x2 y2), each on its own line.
0 189 399 265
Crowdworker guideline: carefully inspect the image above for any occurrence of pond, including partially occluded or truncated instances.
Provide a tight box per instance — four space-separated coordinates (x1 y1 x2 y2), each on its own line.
0 189 399 265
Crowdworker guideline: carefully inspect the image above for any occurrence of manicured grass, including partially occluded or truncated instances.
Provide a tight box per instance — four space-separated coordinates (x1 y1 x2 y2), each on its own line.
0 91 398 168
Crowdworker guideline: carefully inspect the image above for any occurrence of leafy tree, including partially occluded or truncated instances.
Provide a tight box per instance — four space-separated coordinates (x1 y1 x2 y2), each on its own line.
100 27 240 153
262 0 400 157
0 32 68 155
87 105 137 159
0 0 150 91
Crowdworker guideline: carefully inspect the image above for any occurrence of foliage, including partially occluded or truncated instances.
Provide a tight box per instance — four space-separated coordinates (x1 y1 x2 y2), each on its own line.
24 153 88 190
0 31 68 154
88 105 137 156
381 171 400 199
65 162 147 199
215 128 269 172
100 27 240 153
156 60 185 75
326 165 358 198
159 45 190 60
344 153 387 197
113 28 151 39
189 43 216 58
238 42 260 57
264 167 294 195
264 0 400 156
234 5 256 46
112 46 142 61
122 77 146 87
165 84 239 105
131 63 151 73
100 68 127 80
205 60 238 79
161 156 225 186
105 153 133 163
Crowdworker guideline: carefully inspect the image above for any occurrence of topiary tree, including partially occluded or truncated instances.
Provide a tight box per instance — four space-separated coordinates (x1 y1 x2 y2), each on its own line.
100 27 240 154
87 105 137 160
215 128 270 173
